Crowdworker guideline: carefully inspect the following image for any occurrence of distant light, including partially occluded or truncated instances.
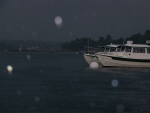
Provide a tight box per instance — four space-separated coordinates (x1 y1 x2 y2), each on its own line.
111 79 119 87
7 65 13 74
54 16 63 27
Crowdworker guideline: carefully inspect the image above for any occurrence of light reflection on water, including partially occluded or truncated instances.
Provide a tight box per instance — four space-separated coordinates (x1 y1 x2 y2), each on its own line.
0 52 150 113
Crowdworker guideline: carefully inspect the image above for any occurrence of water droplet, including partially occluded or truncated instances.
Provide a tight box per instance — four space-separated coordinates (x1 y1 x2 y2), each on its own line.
74 16 78 20
40 69 43 74
111 79 119 87
35 96 40 102
90 102 95 107
116 104 125 113
6 65 13 74
54 16 63 27
22 25 25 29
19 48 22 52
27 54 31 60
17 90 21 95
32 31 38 38
69 32 73 36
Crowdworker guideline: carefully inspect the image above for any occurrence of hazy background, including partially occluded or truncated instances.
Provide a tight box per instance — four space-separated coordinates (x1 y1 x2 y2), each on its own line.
0 0 150 41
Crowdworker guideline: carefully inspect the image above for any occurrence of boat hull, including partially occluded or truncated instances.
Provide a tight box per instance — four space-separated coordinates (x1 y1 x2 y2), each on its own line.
83 54 103 67
97 55 150 67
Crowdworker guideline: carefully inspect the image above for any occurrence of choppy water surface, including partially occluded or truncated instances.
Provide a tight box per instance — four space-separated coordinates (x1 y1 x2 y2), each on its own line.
0 52 150 113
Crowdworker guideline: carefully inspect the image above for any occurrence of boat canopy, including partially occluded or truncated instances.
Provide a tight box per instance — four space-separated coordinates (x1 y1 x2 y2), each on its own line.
117 44 150 48
124 44 150 48
105 44 120 48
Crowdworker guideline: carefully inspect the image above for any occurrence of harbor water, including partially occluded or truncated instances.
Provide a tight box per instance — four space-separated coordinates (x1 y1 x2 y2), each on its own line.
0 52 150 113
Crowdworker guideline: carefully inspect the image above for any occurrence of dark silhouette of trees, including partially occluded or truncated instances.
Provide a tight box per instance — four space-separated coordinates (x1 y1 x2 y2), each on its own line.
60 29 150 51
97 37 105 46
105 34 112 45
112 37 124 44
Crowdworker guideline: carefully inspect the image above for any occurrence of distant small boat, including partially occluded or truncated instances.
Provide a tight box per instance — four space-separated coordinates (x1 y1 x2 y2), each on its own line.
96 41 150 67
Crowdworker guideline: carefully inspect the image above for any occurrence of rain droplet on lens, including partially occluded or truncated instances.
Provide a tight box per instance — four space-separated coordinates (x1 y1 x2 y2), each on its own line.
17 90 21 95
27 54 31 60
69 32 73 36
6 65 13 75
116 104 125 113
32 31 38 38
54 16 63 27
35 96 40 102
111 79 119 87
90 102 95 107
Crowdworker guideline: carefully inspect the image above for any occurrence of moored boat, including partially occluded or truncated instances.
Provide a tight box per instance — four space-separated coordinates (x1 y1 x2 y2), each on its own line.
83 44 119 67
83 52 102 65
96 41 150 67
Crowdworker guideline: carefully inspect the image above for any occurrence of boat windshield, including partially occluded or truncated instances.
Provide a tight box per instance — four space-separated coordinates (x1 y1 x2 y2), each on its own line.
117 46 131 52
110 47 117 52
105 48 110 52
147 48 150 53
125 46 132 52
117 46 125 52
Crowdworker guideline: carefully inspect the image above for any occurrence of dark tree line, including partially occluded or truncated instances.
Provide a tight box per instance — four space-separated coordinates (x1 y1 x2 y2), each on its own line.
60 29 150 51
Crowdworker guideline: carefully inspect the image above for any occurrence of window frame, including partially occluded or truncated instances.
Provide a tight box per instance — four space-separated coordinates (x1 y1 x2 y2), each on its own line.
132 47 146 53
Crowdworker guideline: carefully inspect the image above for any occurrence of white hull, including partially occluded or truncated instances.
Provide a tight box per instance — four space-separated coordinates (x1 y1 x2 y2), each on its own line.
97 55 150 67
83 54 103 66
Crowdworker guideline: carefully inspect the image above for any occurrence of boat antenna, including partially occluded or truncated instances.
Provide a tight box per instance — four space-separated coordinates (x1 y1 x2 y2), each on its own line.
123 37 126 44
88 32 90 53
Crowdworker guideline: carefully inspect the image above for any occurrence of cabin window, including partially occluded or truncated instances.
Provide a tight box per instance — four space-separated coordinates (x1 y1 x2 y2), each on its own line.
147 48 150 53
110 47 116 52
133 48 138 53
121 47 125 52
116 47 122 52
116 48 120 52
125 47 131 52
105 48 110 52
133 47 145 53
139 48 145 53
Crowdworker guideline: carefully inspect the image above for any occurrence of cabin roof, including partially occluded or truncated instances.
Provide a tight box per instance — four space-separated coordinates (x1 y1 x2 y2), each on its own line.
124 44 150 47
105 44 120 48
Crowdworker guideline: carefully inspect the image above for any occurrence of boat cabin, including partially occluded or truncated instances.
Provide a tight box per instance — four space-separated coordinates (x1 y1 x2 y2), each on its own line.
102 44 120 53
99 41 150 59
116 41 150 59
118 42 150 54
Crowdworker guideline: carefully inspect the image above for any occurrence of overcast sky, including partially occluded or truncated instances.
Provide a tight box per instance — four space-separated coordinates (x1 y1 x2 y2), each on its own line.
0 0 150 41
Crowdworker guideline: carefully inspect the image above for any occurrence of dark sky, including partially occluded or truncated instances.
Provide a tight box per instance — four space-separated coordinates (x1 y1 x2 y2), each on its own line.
0 0 150 41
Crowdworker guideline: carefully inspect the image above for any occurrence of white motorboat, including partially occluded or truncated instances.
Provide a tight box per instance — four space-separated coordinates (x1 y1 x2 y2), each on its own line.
96 41 150 67
83 44 119 67
83 46 102 66
83 52 102 65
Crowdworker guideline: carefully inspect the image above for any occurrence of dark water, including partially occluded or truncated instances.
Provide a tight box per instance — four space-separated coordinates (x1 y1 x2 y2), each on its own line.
0 52 150 113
